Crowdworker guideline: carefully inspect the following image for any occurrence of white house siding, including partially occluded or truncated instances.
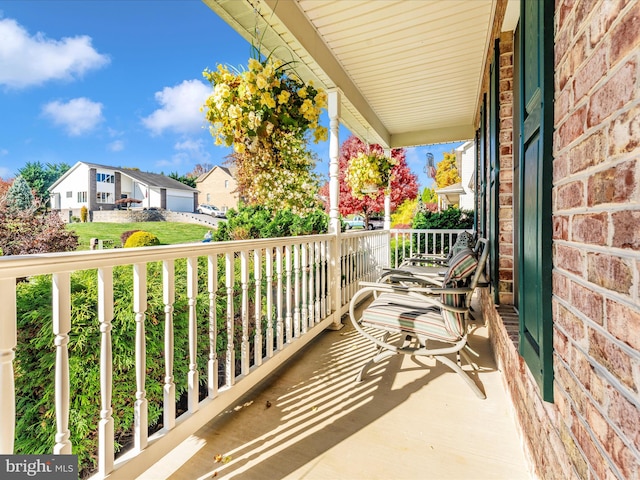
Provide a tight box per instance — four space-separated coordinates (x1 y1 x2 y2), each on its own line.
52 164 91 210
456 141 476 211
119 176 134 198
95 168 117 205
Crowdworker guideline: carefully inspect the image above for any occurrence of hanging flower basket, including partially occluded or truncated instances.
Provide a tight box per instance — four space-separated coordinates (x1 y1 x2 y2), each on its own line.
345 151 396 199
203 57 328 155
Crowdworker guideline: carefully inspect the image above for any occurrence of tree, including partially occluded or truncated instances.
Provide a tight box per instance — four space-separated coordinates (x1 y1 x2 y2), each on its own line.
434 152 461 188
318 135 418 227
421 187 438 204
6 175 34 212
18 161 71 205
168 172 196 188
188 163 214 179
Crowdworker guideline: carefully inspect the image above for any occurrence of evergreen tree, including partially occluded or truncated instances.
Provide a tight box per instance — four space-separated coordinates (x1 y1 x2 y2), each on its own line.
6 175 34 211
18 161 70 204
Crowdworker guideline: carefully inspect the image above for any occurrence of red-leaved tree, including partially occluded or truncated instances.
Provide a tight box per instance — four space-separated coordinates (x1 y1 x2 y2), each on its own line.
319 136 418 227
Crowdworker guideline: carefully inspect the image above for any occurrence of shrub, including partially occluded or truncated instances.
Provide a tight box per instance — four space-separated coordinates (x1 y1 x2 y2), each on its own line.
120 230 141 246
0 208 78 255
14 262 218 477
123 231 159 248
80 206 88 223
213 205 329 241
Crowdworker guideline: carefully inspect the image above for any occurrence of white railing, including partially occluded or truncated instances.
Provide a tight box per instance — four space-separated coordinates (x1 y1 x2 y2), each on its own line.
0 228 463 479
389 229 467 267
0 234 356 479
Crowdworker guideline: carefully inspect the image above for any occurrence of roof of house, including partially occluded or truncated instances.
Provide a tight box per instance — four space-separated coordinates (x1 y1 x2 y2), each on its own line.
48 161 197 192
196 164 237 184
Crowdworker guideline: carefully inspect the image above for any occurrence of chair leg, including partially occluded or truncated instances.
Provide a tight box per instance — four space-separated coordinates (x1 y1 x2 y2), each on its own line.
434 355 486 399
355 350 397 382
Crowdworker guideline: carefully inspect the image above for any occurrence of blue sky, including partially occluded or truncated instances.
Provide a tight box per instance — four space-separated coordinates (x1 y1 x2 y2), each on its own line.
0 0 461 188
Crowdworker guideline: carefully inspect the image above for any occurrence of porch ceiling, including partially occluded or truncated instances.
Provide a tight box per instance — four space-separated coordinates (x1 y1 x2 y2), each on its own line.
202 0 498 148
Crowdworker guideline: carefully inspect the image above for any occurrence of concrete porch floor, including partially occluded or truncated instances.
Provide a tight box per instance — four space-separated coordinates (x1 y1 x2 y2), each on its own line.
139 296 534 480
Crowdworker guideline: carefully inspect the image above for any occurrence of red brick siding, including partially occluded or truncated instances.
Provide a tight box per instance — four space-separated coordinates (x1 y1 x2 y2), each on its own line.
482 1 640 480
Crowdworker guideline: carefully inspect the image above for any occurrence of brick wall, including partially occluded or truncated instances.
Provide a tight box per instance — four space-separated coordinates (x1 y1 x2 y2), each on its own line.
483 1 640 479
551 1 640 478
498 31 515 305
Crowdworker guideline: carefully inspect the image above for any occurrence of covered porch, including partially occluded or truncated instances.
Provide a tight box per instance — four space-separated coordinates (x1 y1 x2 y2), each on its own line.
139 295 530 480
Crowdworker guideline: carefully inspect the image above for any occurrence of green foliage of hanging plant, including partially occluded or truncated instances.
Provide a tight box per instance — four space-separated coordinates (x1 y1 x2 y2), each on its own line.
345 151 396 199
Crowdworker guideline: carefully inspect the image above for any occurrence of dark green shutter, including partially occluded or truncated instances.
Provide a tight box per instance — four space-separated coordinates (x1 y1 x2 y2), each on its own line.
518 0 554 401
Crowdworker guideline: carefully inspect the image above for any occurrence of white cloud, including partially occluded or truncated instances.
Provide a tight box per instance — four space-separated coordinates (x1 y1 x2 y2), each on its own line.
108 140 124 152
0 17 110 89
141 80 210 135
41 97 104 136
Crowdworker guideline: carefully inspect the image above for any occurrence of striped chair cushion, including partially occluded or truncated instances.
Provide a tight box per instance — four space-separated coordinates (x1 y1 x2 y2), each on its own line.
361 292 463 342
442 249 478 286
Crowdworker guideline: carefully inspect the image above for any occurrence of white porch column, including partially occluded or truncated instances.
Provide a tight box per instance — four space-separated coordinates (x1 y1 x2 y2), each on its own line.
328 89 343 330
328 90 341 234
384 148 392 230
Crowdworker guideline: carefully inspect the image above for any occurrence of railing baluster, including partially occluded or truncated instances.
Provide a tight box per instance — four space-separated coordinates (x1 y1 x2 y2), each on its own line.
309 241 316 327
276 247 284 351
52 272 72 455
0 278 16 454
225 252 235 386
316 240 327 321
98 267 115 475
293 244 301 338
301 242 308 334
133 263 148 452
208 255 218 398
285 245 293 343
321 240 327 316
162 260 176 430
240 251 249 375
253 249 263 367
187 257 199 413
265 248 274 358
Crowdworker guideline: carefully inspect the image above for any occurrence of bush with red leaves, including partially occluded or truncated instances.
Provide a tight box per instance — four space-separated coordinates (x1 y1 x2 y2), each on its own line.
0 208 78 256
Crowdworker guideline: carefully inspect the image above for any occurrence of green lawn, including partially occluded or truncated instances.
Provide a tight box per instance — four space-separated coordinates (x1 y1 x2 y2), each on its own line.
67 222 213 250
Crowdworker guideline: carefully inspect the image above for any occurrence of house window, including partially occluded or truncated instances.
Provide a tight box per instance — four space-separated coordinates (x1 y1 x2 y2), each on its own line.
206 193 211 202
77 192 87 202
96 192 112 203
66 191 72 198
96 173 114 184
225 180 229 189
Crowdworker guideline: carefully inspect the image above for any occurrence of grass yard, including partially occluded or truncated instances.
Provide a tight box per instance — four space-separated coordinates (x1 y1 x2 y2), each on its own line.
67 222 213 250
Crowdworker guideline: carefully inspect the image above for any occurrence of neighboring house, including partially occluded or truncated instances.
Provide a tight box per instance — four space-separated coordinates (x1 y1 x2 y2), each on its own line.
435 141 476 210
195 165 240 213
48 161 198 215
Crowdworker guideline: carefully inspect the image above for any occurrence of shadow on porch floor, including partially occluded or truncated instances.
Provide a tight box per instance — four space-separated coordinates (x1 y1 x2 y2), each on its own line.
139 296 533 480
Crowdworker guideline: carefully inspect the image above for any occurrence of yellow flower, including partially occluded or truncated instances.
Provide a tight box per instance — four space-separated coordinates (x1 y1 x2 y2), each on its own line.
248 58 262 71
277 90 291 104
234 142 246 153
298 87 308 99
256 74 268 90
260 92 276 108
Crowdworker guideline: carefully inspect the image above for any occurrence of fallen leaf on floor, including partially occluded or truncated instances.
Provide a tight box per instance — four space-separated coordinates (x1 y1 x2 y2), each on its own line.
214 454 223 463
266 400 272 408
211 472 217 478
311 406 318 412
222 455 232 464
